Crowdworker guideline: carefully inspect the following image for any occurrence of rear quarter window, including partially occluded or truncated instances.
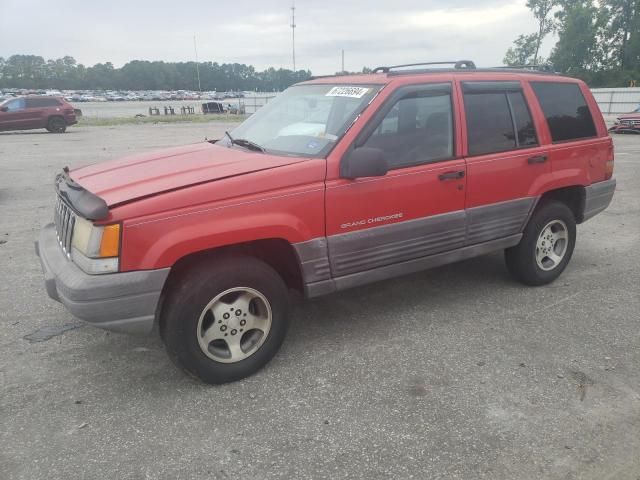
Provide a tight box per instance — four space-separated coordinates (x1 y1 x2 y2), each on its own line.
530 82 597 142
25 97 61 108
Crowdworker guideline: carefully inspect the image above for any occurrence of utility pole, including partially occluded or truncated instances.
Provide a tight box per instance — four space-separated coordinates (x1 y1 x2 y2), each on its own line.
193 35 201 92
341 49 345 73
291 3 296 72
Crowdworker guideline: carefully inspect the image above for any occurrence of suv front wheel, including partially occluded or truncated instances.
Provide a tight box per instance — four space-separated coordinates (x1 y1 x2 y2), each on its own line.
505 201 577 286
161 255 290 384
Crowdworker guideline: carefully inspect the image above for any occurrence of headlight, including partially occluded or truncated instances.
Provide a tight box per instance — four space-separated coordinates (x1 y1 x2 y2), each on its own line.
71 217 120 274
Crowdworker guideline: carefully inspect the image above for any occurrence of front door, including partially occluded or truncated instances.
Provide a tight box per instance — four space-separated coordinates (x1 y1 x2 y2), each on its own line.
325 82 467 280
0 98 29 131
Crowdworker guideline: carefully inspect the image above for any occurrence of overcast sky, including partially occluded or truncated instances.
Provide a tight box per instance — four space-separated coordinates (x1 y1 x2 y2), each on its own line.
0 0 556 75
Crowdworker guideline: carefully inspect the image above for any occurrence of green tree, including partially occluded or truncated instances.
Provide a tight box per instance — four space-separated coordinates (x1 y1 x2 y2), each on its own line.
550 0 601 73
527 0 557 65
0 54 312 91
504 0 557 66
600 0 640 69
504 33 540 66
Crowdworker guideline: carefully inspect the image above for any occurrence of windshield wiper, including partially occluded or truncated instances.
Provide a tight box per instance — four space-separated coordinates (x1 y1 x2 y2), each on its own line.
224 131 265 153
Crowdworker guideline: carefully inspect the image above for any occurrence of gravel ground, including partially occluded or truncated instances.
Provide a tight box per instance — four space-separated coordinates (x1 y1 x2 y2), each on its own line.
0 124 639 480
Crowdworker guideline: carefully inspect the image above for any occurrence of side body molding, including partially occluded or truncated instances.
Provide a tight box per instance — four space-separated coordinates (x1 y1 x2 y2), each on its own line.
294 197 537 298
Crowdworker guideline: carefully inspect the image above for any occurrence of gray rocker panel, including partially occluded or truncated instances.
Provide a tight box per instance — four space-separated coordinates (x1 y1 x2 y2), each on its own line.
304 234 522 298
327 210 467 277
295 196 539 297
466 197 536 244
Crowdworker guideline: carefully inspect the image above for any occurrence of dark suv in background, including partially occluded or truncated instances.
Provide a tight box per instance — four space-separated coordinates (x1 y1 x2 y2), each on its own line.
0 96 77 133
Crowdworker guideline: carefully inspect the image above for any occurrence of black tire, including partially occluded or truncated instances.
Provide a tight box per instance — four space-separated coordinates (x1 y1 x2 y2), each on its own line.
47 116 67 133
505 201 576 286
160 255 290 384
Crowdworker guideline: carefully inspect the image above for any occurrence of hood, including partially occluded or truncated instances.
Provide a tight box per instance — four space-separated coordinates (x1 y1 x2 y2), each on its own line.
70 142 306 206
618 113 640 120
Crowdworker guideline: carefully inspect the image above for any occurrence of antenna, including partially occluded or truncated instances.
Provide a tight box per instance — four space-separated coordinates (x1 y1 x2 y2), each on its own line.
341 49 345 73
291 2 296 71
193 35 201 92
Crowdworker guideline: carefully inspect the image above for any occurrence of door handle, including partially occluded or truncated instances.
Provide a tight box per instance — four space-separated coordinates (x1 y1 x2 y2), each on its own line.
528 154 548 164
438 170 465 181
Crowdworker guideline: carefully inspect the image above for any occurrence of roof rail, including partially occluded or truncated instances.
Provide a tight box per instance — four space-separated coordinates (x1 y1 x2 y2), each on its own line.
492 64 556 73
373 60 476 74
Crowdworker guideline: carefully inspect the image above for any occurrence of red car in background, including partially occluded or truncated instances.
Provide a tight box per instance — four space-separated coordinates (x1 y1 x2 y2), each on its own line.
0 96 77 133
609 105 640 134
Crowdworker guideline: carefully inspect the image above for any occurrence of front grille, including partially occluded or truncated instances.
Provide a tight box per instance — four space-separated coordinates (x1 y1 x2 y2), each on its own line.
54 195 76 258
620 119 640 126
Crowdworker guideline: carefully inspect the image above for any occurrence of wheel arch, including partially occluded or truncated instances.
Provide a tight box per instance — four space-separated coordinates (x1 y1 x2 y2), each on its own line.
538 185 587 223
155 238 304 333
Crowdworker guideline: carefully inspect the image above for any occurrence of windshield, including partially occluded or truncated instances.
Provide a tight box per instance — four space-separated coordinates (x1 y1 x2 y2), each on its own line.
222 84 382 157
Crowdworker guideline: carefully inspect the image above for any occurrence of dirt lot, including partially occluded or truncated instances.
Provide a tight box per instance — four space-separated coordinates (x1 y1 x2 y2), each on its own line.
1 124 639 480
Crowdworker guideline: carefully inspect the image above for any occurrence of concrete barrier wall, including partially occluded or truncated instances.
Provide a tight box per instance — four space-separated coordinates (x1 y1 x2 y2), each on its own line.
591 87 640 114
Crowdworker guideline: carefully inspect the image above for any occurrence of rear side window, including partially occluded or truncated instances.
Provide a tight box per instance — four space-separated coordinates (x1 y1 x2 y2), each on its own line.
26 97 61 108
531 82 597 142
463 83 538 156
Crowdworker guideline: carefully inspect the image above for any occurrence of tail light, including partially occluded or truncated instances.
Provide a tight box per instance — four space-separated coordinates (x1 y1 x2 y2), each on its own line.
605 140 614 180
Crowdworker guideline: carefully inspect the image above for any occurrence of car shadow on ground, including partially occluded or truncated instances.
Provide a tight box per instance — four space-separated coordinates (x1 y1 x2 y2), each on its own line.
44 252 517 390
0 130 76 136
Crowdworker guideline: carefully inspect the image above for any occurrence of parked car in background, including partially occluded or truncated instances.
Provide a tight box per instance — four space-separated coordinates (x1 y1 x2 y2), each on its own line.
0 96 77 133
609 107 640 134
36 61 616 384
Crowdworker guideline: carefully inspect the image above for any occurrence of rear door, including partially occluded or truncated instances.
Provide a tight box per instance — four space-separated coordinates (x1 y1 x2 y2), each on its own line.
325 82 467 279
25 97 60 128
459 80 550 244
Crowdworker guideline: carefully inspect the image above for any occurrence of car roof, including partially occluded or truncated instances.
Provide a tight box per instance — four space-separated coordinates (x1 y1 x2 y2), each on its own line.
300 64 582 87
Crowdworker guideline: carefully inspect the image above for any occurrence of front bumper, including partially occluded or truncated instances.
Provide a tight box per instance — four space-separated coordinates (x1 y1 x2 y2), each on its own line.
36 223 170 334
583 178 616 222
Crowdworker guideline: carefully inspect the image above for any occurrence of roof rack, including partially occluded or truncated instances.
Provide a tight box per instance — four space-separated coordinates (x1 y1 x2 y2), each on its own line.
373 60 476 74
492 64 556 73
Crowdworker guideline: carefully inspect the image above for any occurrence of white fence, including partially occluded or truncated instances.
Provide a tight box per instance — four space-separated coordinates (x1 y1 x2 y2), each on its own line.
591 87 640 114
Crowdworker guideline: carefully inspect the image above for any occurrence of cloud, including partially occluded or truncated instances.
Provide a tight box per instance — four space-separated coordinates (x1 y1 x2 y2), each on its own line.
0 0 551 74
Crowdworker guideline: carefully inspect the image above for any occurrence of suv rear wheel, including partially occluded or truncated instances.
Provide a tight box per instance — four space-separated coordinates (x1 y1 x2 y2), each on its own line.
505 201 576 286
161 255 290 384
46 116 67 133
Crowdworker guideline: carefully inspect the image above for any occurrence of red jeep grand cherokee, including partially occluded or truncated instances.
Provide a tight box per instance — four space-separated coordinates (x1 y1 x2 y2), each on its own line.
0 95 77 133
36 61 616 383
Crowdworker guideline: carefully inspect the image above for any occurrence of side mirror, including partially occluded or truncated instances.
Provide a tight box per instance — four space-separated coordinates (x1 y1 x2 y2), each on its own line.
0 106 8 112
341 147 388 179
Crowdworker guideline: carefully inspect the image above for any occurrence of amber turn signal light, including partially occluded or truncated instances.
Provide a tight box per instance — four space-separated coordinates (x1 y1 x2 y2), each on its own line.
99 224 121 258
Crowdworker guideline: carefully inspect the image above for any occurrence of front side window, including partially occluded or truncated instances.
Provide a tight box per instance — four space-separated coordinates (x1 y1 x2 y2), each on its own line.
531 82 597 142
2 98 26 112
360 89 454 169
224 84 382 157
463 83 538 156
